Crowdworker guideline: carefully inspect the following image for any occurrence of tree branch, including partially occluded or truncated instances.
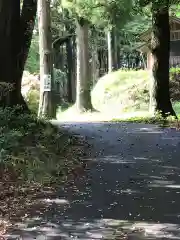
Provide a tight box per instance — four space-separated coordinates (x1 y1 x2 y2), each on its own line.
52 35 74 48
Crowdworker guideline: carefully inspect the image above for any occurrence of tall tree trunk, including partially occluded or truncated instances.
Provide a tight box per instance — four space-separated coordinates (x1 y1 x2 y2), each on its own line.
64 9 74 103
91 47 99 86
107 30 113 73
0 1 12 103
0 0 21 107
72 34 76 102
17 0 37 83
150 1 176 117
66 38 73 103
38 0 55 118
16 0 37 111
0 0 37 110
91 29 99 85
112 28 118 70
107 28 118 72
76 18 92 112
117 44 121 68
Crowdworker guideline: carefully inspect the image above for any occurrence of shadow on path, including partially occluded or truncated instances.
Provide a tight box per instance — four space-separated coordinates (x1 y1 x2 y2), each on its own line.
5 122 180 239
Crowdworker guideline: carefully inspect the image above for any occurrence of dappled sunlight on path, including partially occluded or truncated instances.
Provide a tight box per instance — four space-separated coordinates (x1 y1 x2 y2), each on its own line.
4 122 180 239
56 105 150 123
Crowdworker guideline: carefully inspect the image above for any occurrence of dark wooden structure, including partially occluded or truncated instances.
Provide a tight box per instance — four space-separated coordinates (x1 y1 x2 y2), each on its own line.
138 16 180 70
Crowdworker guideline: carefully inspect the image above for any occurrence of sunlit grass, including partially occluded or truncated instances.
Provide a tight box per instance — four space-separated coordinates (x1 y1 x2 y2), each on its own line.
56 105 114 122
91 69 150 114
56 103 180 126
56 70 180 124
173 101 180 116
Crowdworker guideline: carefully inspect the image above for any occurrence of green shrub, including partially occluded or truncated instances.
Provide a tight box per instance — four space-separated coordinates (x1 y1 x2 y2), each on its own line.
22 71 40 114
169 68 180 102
170 67 180 74
25 88 39 114
25 35 39 74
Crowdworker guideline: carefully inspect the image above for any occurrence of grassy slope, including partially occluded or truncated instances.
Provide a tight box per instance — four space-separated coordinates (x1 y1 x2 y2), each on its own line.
0 110 86 185
91 70 180 117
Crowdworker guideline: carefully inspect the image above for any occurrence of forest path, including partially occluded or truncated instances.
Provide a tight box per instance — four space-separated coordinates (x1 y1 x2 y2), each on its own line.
7 122 180 239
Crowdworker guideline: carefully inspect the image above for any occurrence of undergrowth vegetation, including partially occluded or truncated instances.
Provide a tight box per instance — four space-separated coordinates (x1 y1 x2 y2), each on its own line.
0 104 87 227
25 88 39 113
0 106 85 185
112 112 179 128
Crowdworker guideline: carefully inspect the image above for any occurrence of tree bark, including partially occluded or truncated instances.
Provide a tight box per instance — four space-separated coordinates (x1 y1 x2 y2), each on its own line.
117 44 121 68
72 34 76 102
107 28 118 72
16 0 37 111
107 30 113 73
17 0 37 79
0 0 18 107
75 18 93 112
66 38 74 103
38 0 55 118
91 47 99 86
150 1 176 117
0 0 37 111
91 29 99 85
111 27 118 70
64 10 74 103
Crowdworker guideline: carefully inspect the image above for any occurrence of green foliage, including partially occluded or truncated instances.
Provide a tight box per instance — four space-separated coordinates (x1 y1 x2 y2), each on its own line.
25 88 39 114
173 101 180 115
0 106 83 184
112 114 178 127
26 0 152 66
176 4 180 17
51 2 75 39
170 67 180 74
170 4 180 16
118 13 151 53
169 68 180 102
54 68 67 83
25 35 39 74
22 71 40 114
62 0 133 28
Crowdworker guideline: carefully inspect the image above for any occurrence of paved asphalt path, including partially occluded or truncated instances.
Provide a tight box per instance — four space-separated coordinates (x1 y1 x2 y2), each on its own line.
7 122 180 239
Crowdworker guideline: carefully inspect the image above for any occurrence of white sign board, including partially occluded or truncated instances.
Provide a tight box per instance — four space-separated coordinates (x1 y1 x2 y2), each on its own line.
42 74 51 91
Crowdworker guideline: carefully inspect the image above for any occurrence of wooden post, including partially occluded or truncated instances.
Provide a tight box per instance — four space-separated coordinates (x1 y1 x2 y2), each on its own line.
38 0 55 118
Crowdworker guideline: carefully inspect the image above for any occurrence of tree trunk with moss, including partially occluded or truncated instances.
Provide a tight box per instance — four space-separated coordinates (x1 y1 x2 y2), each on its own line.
150 1 176 117
76 18 92 112
0 0 37 110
